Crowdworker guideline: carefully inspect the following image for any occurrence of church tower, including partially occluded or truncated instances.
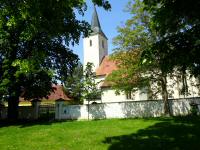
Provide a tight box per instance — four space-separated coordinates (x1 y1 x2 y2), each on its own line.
83 6 108 71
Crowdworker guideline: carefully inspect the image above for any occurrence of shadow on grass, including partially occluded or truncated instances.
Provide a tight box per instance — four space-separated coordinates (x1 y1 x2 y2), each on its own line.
103 116 200 150
0 118 76 128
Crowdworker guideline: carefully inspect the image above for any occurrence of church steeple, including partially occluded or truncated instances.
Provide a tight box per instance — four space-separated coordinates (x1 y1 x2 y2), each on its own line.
91 5 101 33
91 5 107 39
83 5 108 71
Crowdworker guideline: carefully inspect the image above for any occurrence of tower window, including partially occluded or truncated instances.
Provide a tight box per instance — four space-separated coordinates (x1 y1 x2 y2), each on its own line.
90 40 92 47
102 40 104 48
126 91 133 100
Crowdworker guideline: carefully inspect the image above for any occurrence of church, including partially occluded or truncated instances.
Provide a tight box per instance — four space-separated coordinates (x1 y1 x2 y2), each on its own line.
83 7 200 104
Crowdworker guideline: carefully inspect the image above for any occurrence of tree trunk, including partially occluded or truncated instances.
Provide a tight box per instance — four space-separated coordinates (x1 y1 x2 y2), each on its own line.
6 30 20 121
161 74 171 116
88 100 89 120
181 69 188 97
7 96 19 121
7 70 20 120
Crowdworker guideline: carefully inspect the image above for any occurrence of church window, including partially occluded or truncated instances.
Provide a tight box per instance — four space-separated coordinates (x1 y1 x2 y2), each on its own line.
126 91 133 100
102 40 104 48
168 92 174 99
90 40 92 47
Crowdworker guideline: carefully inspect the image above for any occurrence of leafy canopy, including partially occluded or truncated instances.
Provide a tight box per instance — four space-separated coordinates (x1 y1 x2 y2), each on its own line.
107 0 154 94
0 0 110 119
64 62 84 103
0 0 110 100
64 62 102 103
83 62 101 102
143 0 200 75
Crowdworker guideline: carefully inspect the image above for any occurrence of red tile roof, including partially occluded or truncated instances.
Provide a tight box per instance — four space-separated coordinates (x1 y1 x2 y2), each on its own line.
95 56 118 76
19 85 71 102
95 56 118 88
46 85 70 100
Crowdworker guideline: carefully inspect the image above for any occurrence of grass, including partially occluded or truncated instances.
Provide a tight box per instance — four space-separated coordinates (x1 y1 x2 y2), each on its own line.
0 116 200 150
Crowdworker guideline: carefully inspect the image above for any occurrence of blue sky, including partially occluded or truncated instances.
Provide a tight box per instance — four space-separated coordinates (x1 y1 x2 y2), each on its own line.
71 0 131 63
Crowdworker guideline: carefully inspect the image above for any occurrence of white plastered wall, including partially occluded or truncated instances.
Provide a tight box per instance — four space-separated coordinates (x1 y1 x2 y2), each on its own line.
101 88 127 103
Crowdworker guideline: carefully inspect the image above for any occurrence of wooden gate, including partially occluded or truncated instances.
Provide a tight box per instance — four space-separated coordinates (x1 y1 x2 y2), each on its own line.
39 104 55 120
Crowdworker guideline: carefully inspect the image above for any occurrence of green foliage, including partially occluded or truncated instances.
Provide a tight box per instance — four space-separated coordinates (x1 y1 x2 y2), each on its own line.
190 102 199 116
83 62 101 102
143 0 200 76
0 0 110 118
64 62 102 103
107 0 156 94
64 62 84 103
107 49 148 94
113 0 153 51
108 0 173 114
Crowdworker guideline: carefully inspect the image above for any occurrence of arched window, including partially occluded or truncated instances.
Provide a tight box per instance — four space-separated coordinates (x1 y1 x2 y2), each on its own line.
102 40 104 48
90 40 92 47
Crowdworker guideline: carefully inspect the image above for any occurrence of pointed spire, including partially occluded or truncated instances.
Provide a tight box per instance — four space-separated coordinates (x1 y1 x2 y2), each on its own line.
91 5 102 33
90 5 107 39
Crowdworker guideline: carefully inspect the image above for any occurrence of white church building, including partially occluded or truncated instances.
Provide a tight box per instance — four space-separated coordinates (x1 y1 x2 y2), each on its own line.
83 7 200 104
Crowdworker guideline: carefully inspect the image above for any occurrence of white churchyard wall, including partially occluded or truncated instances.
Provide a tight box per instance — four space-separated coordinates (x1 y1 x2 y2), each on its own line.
56 98 200 120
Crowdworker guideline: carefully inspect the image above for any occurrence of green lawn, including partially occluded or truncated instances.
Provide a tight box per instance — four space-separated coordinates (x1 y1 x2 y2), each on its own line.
0 117 200 150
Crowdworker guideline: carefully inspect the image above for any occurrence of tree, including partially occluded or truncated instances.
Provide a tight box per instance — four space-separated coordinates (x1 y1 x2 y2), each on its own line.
83 62 101 120
0 0 110 120
106 49 148 94
83 62 101 103
63 62 84 103
107 0 172 115
143 0 200 76
64 62 101 106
